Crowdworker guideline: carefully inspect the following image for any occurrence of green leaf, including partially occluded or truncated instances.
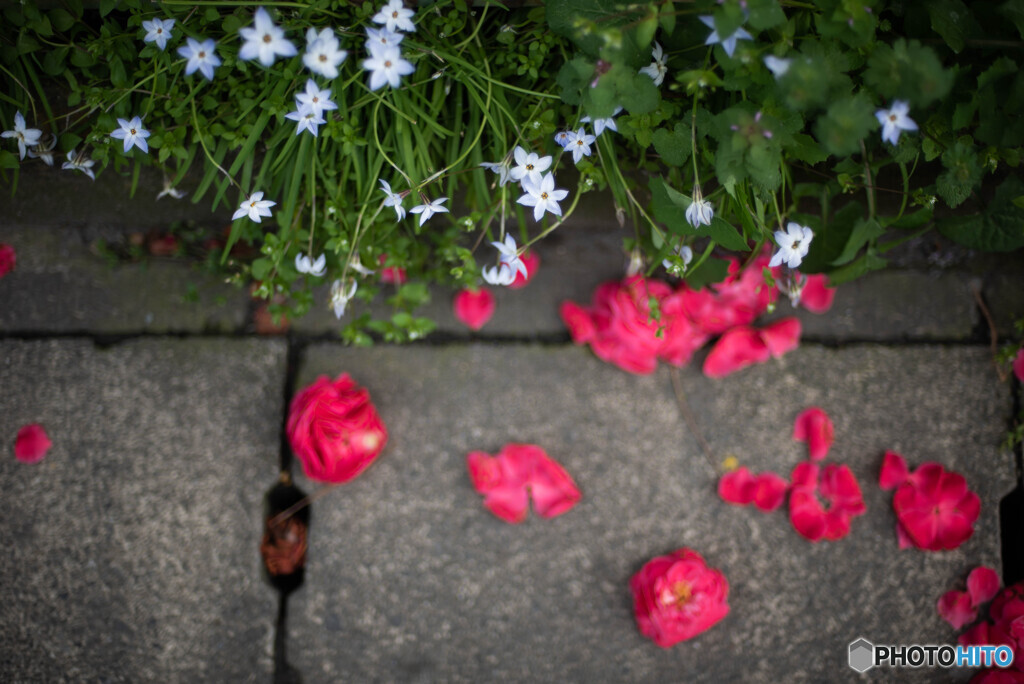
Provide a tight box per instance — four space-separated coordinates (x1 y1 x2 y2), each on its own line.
863 39 953 108
649 176 691 234
787 133 828 165
936 141 982 208
747 0 786 30
99 0 118 17
826 252 887 285
925 0 980 53
50 8 75 31
707 216 750 251
799 202 861 273
830 218 885 266
651 122 691 166
42 47 69 76
937 176 1024 251
555 57 590 106
999 0 1024 39
0 150 18 169
884 207 933 230
251 257 272 281
814 93 876 157
684 257 731 290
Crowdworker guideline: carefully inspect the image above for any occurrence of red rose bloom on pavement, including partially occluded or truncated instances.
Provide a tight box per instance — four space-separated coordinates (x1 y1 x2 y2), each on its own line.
466 443 580 523
453 288 495 331
630 548 729 648
286 374 388 483
886 457 981 551
508 250 539 289
793 407 834 462
788 462 866 541
14 423 52 464
0 243 15 278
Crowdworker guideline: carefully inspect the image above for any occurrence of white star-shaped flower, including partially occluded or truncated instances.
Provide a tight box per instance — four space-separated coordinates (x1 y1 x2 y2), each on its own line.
509 146 552 187
372 0 416 34
142 17 175 51
379 179 407 220
639 42 667 86
366 27 404 53
362 45 414 90
295 79 338 119
581 106 622 136
178 38 221 81
285 104 326 136
481 234 528 286
700 15 753 58
348 256 375 277
239 7 297 67
330 278 358 318
232 191 276 223
564 128 595 164
686 187 714 228
27 134 57 166
769 222 814 269
763 55 792 78
110 116 150 154
409 196 449 226
662 244 694 273
875 100 918 146
61 149 95 180
553 130 572 148
2 111 42 160
295 252 327 277
479 158 512 187
517 172 569 222
303 28 347 79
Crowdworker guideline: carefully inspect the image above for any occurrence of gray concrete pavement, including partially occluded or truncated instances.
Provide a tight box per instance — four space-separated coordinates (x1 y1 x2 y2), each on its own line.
0 338 285 682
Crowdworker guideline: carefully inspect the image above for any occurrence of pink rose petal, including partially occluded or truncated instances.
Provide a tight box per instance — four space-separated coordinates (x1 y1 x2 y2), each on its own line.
0 243 15 279
789 490 827 542
508 250 539 289
529 453 582 518
1014 349 1024 384
718 467 757 506
453 288 495 331
759 317 801 358
792 407 834 461
938 590 978 630
752 472 788 512
702 327 771 378
14 423 52 464
560 301 596 344
967 566 1001 607
799 274 835 313
879 450 910 490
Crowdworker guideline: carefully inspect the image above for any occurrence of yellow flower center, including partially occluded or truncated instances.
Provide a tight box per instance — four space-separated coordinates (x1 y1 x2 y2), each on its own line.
263 33 273 43
540 192 548 200
198 51 206 58
889 114 897 122
384 60 392 68
671 581 692 606
130 128 137 135
526 164 533 170
319 54 327 62
392 10 399 18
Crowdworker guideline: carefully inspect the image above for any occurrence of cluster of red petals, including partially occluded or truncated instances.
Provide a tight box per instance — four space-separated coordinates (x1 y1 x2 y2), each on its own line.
792 407 835 461
14 423 52 464
508 250 540 289
880 451 981 551
561 252 827 376
630 548 730 648
378 254 407 284
788 462 866 541
466 443 581 524
938 566 1001 629
0 243 14 279
960 581 1024 679
286 374 388 483
453 288 495 331
1014 349 1024 384
717 467 788 512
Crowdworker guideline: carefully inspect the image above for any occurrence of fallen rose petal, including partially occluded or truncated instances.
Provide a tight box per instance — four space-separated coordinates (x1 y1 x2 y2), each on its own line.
969 670 1024 684
1014 349 1024 383
789 490 827 542
529 453 582 518
467 450 530 523
959 620 991 647
453 288 495 331
823 509 853 541
895 521 915 549
799 274 835 313
560 301 597 344
14 423 52 464
718 467 757 506
968 566 1001 607
879 450 910 490
793 407 834 462
938 590 978 630
759 317 801 358
0 243 16 278
702 327 770 378
508 250 540 289
821 464 866 515
753 472 788 512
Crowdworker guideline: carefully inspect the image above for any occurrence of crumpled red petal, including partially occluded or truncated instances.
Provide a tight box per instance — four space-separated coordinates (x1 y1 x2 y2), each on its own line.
752 472 788 512
793 407 834 462
759 318 801 358
703 327 770 378
530 454 582 518
967 566 1001 607
453 288 495 331
718 467 757 505
14 423 52 464
938 590 978 630
799 274 835 313
508 250 540 289
467 444 580 523
879 450 910 490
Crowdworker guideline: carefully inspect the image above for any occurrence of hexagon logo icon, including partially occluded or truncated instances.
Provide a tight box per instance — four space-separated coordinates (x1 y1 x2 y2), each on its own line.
849 638 875 673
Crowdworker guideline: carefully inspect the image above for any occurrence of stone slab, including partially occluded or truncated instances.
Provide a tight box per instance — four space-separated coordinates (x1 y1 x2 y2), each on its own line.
0 338 286 682
0 224 250 334
287 344 1013 683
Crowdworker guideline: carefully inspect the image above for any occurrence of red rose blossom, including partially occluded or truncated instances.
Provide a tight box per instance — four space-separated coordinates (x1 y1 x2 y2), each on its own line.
630 548 729 648
14 423 51 464
0 243 15 278
891 461 980 551
453 288 495 331
286 374 388 483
